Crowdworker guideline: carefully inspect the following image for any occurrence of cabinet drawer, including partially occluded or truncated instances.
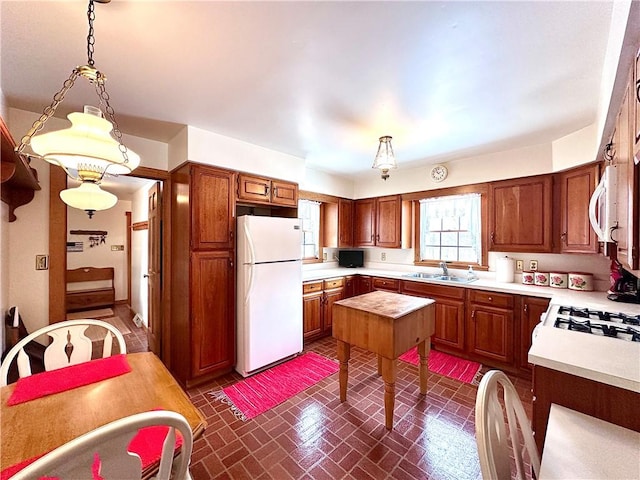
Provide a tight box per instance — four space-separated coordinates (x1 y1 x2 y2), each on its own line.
373 277 399 291
323 277 344 290
400 280 465 300
469 289 514 309
303 281 323 294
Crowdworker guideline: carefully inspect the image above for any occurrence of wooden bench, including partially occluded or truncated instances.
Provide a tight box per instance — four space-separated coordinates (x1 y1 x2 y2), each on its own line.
66 267 115 312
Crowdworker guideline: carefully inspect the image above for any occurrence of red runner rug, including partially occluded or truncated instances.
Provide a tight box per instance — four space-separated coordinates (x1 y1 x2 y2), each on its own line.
211 352 339 420
399 348 482 384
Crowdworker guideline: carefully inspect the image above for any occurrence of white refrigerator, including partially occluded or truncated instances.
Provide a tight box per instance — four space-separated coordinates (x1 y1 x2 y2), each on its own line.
236 215 303 377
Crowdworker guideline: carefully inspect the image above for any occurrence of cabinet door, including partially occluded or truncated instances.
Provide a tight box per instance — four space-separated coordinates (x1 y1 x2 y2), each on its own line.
558 164 599 253
344 276 356 298
323 288 344 334
376 195 402 248
271 179 298 207
303 291 323 341
467 304 514 364
191 251 235 377
357 276 373 295
237 173 271 203
192 167 235 250
338 199 354 247
634 47 640 148
489 175 553 252
614 81 639 270
354 199 376 246
372 277 400 292
519 296 549 372
432 297 466 352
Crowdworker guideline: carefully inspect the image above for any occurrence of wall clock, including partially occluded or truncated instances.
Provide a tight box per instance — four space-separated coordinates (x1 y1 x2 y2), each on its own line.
430 164 448 182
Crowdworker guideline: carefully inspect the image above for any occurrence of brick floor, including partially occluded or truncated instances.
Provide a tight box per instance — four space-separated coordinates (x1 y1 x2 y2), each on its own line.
117 305 533 480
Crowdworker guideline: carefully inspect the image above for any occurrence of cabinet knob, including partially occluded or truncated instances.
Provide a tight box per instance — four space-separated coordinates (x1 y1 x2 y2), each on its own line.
488 296 493 301
490 232 495 245
524 304 528 313
471 310 476 320
273 187 278 197
561 232 567 243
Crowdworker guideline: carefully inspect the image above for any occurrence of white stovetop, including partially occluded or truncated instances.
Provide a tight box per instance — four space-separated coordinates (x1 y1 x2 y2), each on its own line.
303 265 640 392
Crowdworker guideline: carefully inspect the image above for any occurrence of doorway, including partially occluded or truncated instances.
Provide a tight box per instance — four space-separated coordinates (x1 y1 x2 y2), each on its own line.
48 166 173 366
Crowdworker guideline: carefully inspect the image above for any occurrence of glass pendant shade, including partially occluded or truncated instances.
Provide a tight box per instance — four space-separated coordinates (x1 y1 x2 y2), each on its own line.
60 181 117 215
30 106 140 178
372 135 397 180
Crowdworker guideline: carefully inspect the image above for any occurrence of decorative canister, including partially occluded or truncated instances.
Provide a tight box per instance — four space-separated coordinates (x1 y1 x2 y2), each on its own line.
568 272 594 291
534 271 550 286
522 271 535 285
549 272 568 289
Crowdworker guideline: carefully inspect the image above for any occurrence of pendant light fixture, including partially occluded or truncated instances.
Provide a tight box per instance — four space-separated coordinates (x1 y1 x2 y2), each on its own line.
15 0 139 217
372 136 397 181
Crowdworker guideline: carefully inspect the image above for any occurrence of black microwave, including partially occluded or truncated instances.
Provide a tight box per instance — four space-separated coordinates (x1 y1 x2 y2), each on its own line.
338 250 364 268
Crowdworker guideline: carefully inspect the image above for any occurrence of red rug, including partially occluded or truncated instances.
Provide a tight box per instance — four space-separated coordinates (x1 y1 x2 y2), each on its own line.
399 348 482 384
211 352 339 420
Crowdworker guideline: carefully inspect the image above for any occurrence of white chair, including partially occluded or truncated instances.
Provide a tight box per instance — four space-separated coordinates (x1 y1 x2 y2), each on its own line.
0 319 127 386
9 410 193 480
474 370 541 480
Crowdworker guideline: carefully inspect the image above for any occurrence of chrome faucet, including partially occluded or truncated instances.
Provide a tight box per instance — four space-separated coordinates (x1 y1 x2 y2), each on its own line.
439 261 449 276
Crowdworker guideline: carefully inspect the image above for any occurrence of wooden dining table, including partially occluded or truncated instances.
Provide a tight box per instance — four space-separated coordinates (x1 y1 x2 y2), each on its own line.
0 352 206 475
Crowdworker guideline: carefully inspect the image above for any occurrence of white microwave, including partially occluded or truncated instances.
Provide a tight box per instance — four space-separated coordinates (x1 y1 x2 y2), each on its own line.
588 164 617 242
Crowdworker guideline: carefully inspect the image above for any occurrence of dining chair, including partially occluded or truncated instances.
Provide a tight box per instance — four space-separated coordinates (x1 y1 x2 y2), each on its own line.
0 319 127 386
8 410 194 480
474 370 541 480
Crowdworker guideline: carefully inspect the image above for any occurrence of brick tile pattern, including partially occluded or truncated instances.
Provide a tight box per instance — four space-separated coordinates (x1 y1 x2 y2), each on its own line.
115 306 533 480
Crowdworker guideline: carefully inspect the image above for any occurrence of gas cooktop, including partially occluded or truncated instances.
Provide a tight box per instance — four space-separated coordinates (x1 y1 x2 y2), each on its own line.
551 306 640 342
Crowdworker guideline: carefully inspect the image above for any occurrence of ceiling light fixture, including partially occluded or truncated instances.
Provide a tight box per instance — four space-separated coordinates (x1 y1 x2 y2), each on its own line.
14 0 139 218
372 136 397 181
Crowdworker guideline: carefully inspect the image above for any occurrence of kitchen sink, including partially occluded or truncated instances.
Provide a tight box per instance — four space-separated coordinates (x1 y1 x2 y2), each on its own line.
403 272 477 284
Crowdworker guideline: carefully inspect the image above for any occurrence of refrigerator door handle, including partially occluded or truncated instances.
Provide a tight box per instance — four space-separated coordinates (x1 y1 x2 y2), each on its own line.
243 220 257 265
245 263 255 304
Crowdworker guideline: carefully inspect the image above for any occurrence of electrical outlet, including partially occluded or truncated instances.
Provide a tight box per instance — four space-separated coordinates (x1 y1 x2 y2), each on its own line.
529 260 538 271
516 260 523 272
381 252 386 261
323 252 327 261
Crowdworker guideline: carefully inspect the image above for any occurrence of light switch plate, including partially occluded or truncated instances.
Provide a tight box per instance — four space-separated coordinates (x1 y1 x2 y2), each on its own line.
111 245 125 251
516 260 523 272
381 252 386 261
35 255 48 270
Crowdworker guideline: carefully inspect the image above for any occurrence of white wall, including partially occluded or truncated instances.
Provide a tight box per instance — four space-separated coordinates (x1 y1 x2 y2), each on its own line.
353 143 554 198
130 184 152 327
67 200 131 302
552 123 599 172
183 126 306 183
300 167 354 198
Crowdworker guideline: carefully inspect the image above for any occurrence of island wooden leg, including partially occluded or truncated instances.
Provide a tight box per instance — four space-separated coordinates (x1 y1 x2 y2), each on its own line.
381 357 397 430
377 355 382 376
418 340 430 395
337 340 350 402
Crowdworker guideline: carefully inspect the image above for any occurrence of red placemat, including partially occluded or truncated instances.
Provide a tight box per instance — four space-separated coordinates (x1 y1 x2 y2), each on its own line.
7 354 131 406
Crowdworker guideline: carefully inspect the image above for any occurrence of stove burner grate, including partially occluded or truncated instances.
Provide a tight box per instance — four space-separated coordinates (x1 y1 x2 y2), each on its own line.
554 317 640 342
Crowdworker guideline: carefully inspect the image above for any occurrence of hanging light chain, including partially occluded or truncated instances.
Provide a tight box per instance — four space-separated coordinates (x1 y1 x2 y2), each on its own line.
94 75 130 166
16 69 81 154
87 0 96 67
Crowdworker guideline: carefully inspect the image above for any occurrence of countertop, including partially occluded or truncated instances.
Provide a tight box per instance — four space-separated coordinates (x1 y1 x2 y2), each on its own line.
304 265 640 392
539 404 640 479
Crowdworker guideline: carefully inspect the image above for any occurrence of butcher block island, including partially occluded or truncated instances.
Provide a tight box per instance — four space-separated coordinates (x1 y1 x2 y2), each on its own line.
332 290 435 429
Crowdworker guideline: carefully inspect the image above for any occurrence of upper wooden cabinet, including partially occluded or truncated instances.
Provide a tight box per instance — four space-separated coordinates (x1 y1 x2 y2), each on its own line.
489 175 553 252
237 173 298 207
192 166 236 250
613 73 639 270
338 199 354 247
557 164 599 254
354 195 409 248
634 46 640 149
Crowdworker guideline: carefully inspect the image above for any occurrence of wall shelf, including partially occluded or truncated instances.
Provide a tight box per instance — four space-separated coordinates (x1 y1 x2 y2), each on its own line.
1 116 41 222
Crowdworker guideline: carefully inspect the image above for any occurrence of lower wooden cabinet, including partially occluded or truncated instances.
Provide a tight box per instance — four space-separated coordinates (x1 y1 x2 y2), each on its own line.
401 280 466 353
344 275 356 298
302 278 344 342
467 290 515 366
356 275 373 295
372 277 400 292
519 296 550 373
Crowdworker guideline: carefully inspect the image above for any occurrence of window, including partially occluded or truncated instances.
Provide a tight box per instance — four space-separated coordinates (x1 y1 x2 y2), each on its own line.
299 199 321 260
419 193 482 265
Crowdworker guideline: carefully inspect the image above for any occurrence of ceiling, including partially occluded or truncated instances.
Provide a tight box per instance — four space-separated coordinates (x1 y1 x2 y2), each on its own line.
1 1 619 178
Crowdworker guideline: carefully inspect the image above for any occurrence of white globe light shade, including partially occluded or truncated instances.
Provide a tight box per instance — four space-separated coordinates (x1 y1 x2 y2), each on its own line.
59 182 118 212
30 109 140 175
